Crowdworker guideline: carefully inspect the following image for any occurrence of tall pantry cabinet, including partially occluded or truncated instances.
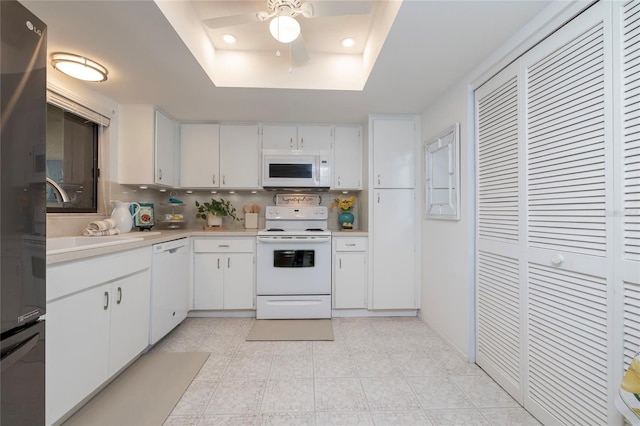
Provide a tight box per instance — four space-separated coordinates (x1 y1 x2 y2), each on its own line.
367 116 420 310
475 2 639 424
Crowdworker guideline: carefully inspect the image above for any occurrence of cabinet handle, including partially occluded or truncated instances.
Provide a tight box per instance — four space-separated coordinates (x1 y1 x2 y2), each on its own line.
217 258 221 269
339 258 342 269
377 193 381 203
290 138 293 148
337 176 341 186
228 257 231 268
218 244 230 248
158 169 163 180
300 137 304 148
104 292 109 310
222 175 226 185
117 287 122 304
377 174 381 185
346 243 356 247
212 174 216 184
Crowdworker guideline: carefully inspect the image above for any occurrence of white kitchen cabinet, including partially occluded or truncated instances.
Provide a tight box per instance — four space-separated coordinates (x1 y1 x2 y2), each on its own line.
180 123 220 188
371 117 417 188
371 189 416 309
219 124 261 189
46 248 151 425
118 105 179 187
262 124 332 151
333 125 362 189
193 238 255 310
333 236 367 309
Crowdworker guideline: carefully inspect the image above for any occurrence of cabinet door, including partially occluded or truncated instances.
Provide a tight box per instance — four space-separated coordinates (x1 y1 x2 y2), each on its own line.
180 123 220 188
193 253 224 309
297 125 332 151
155 110 178 187
372 118 416 188
46 283 111 424
108 269 151 375
334 126 362 189
220 124 260 188
262 124 297 150
118 105 155 185
372 189 416 309
224 253 255 309
334 252 367 309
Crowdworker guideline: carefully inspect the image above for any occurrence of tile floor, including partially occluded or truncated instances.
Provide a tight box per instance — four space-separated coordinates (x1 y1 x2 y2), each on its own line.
154 317 540 426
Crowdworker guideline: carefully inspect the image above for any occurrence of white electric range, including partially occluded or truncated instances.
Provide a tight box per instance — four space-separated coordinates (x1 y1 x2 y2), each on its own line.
256 206 331 319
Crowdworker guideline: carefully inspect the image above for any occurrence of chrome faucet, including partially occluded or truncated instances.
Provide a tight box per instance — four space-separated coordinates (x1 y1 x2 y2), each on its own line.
46 177 71 204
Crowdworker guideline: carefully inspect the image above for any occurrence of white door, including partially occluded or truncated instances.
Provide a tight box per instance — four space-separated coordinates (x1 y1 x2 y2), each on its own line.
334 126 362 189
371 189 415 309
223 253 255 309
193 253 224 310
334 252 367 309
372 118 416 189
220 124 260 188
262 124 297 150
297 125 332 151
155 109 178 187
108 270 151 375
46 284 111 425
180 123 220 188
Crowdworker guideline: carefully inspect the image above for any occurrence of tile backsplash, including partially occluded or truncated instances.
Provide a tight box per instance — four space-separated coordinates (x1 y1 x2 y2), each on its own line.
47 180 362 237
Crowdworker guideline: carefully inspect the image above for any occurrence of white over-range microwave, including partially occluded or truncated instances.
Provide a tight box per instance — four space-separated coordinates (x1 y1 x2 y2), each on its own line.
262 149 331 190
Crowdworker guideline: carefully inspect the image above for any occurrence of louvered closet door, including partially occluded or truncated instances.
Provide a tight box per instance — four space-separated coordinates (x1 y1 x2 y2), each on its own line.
475 61 525 403
619 0 640 375
521 2 614 424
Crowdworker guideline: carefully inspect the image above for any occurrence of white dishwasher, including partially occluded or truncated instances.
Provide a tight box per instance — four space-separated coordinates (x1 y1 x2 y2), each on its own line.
150 238 189 345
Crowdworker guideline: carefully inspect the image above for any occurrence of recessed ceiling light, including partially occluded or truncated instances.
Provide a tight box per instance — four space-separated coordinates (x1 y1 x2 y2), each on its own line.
341 37 355 48
223 34 237 44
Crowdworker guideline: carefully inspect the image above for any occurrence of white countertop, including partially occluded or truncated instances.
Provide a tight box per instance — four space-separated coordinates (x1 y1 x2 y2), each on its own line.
47 228 367 265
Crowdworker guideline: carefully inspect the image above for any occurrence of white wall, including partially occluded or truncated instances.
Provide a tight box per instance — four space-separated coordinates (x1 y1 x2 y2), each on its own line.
419 82 473 357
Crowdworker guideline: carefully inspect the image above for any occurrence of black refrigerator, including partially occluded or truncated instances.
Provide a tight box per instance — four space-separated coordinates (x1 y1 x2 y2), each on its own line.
0 0 47 424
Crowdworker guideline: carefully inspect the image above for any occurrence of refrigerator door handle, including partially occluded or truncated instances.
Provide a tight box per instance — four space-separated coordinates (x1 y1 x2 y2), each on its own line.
0 332 39 373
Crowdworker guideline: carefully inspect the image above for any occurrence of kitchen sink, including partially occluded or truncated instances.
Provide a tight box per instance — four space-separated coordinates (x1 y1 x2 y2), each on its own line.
47 235 144 255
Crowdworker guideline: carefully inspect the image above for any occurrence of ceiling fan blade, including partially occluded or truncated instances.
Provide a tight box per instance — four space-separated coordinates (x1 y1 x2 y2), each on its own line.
203 13 258 29
307 1 372 18
291 35 310 64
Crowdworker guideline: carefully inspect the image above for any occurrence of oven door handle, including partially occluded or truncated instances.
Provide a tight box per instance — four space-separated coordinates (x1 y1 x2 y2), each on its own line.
257 236 331 244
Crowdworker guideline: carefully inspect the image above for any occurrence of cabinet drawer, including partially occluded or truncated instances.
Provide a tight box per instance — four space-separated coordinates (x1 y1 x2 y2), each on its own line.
193 238 254 253
335 238 367 252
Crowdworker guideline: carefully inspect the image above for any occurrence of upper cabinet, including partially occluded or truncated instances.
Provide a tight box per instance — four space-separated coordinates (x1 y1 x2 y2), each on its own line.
371 118 417 188
262 124 332 151
219 124 261 189
118 105 179 187
180 123 220 188
333 125 362 190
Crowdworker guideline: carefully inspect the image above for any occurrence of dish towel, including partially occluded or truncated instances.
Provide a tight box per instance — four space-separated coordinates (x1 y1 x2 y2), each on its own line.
83 218 120 236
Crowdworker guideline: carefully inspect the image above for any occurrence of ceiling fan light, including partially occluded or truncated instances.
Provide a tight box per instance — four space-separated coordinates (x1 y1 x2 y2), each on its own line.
269 15 300 43
51 52 108 82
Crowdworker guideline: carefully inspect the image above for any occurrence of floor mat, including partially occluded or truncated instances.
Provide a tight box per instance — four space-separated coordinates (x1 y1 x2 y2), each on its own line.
246 319 334 341
63 352 209 426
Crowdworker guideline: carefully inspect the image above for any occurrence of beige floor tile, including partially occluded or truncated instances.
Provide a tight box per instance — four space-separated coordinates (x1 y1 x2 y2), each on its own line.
315 411 374 426
314 377 368 412
260 378 315 412
360 377 421 411
205 379 266 414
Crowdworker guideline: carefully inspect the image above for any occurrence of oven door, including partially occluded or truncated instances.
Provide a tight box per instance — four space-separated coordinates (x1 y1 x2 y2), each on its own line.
256 236 331 295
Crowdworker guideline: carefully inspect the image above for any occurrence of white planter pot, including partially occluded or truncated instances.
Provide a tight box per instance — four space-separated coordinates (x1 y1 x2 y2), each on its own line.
207 214 223 227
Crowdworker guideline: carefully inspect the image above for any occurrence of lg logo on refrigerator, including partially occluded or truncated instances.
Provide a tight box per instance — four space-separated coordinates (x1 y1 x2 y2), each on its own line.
25 20 42 37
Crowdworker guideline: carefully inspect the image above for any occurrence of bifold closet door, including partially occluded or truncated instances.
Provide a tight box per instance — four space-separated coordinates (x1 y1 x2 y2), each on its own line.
476 1 617 424
619 0 640 375
475 61 525 403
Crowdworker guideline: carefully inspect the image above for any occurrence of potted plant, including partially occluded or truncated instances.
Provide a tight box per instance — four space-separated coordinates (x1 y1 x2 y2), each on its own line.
195 197 241 227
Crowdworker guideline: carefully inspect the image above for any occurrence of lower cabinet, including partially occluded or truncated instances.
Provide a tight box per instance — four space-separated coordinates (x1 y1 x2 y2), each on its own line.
333 236 368 309
46 248 151 425
193 238 255 310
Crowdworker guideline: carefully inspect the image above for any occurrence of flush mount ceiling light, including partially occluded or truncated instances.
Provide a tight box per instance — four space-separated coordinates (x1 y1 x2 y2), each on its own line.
51 52 108 82
222 34 237 44
269 15 300 43
341 37 355 48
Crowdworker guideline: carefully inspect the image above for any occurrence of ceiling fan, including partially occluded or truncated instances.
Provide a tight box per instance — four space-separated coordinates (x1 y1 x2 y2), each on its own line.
203 0 372 64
